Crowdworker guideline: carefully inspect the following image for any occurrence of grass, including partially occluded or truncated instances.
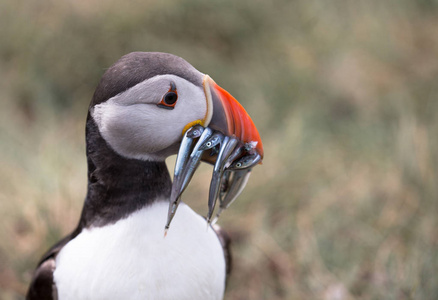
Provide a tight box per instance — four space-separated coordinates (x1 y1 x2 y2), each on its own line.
1 0 438 299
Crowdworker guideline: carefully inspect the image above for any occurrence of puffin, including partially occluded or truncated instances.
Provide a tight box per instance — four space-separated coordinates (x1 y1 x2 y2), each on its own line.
26 52 263 300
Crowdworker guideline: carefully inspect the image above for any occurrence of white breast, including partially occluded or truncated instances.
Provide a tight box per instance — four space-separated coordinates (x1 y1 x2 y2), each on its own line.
54 201 226 300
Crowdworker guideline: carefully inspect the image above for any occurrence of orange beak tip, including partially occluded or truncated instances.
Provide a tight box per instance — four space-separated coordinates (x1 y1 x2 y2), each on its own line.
206 78 263 158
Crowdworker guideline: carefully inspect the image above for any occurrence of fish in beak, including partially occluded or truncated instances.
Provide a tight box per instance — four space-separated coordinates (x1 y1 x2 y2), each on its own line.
165 75 263 233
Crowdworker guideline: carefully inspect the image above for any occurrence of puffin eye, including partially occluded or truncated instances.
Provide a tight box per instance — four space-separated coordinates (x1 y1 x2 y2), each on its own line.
164 92 178 105
157 82 178 110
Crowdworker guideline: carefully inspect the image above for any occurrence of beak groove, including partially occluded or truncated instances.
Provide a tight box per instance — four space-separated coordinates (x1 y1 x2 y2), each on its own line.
204 75 264 160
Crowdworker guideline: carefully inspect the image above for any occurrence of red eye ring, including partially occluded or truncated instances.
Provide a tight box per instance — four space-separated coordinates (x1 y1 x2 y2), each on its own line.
157 82 178 109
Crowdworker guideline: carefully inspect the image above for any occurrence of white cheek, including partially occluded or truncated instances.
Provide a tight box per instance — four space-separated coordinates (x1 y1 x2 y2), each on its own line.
91 83 207 161
97 104 164 154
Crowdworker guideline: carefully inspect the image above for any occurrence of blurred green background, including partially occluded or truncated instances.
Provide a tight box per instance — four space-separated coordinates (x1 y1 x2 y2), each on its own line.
1 0 438 299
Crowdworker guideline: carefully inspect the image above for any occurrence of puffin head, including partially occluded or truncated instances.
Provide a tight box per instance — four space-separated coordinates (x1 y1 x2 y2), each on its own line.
88 52 263 229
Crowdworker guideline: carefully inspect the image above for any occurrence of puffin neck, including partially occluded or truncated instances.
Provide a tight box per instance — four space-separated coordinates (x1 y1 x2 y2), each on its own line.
79 115 172 228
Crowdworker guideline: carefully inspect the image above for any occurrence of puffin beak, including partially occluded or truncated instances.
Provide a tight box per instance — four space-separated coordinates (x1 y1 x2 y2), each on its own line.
202 75 264 160
165 75 263 234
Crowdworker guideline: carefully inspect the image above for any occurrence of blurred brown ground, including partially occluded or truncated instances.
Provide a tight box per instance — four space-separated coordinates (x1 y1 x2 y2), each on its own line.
1 0 438 299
